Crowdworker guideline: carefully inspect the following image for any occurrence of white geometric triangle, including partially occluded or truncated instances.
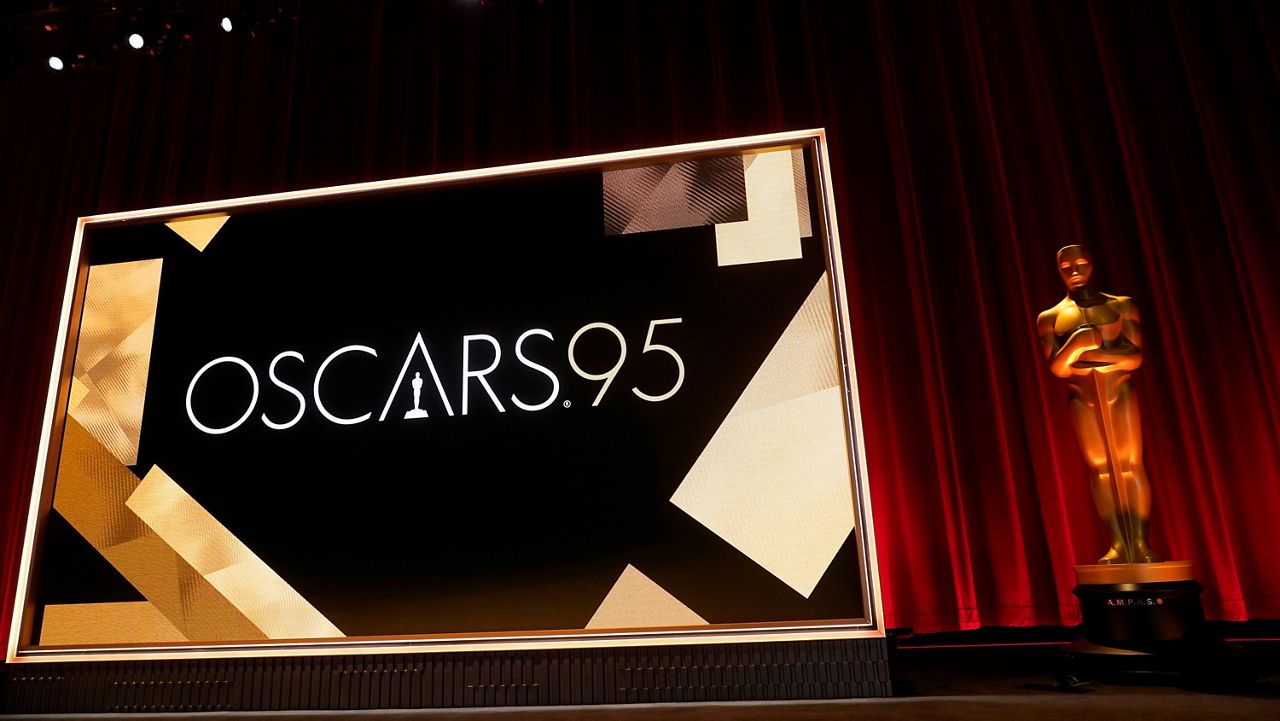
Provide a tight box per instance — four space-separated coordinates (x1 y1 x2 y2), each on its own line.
670 274 855 597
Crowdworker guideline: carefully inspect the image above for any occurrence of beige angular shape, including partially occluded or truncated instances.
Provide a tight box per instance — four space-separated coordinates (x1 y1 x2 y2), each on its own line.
585 565 708 630
53 419 266 641
128 466 344 640
164 212 229 252
670 274 855 597
714 150 803 266
40 602 187 646
672 388 854 597
68 258 163 466
733 276 841 415
792 147 813 238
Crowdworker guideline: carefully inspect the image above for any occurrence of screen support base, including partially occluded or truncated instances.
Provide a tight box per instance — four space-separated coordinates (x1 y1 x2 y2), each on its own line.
1 638 890 713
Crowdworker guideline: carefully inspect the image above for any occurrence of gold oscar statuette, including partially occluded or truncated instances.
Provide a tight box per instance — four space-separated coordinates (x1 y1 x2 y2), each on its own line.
1036 245 1192 586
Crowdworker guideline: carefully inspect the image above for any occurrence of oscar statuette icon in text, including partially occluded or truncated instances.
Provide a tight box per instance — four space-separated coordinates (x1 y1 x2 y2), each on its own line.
404 371 429 419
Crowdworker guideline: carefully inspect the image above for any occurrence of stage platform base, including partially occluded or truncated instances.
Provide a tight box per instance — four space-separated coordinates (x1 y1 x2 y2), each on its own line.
0 638 890 714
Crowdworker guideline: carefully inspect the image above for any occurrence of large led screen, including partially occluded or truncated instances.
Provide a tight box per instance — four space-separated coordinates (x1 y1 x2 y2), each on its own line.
8 131 882 661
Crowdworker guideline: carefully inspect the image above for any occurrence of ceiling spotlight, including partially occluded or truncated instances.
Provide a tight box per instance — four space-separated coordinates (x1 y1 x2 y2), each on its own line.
128 33 144 50
48 56 64 71
220 16 233 32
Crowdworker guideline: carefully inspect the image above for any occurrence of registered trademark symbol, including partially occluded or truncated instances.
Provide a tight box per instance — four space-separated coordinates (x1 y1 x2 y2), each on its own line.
563 400 572 408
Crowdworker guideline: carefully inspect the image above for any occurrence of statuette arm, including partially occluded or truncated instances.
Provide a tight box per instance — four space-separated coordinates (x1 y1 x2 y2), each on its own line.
1038 312 1101 378
1078 299 1143 372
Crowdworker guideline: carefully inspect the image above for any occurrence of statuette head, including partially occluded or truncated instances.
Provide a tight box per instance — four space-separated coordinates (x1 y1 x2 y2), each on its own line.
1057 245 1093 290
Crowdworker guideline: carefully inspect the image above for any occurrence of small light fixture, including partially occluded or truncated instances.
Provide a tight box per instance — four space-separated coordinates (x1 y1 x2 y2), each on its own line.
220 16 233 32
128 33 144 50
48 55 64 71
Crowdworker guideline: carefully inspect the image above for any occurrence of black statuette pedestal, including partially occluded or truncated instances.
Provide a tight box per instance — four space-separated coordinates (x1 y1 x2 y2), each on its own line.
1074 580 1206 652
1061 561 1239 684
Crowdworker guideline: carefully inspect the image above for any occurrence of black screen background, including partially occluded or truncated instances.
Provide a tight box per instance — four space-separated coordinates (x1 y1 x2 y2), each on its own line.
34 153 867 640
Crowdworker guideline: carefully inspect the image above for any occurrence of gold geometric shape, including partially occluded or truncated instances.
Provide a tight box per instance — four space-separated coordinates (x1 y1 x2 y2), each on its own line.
46 248 344 647
66 377 90 414
127 465 344 640
164 212 229 252
40 602 187 646
584 565 708 630
1074 561 1195 585
714 149 804 266
68 258 162 466
54 417 153 550
53 418 266 642
671 274 855 597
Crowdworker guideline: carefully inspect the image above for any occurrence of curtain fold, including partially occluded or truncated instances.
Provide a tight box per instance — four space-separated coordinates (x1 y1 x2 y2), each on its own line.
1 0 1276 647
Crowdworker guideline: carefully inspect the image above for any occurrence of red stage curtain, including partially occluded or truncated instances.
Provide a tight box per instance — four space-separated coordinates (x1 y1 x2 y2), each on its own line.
1 1 1276 647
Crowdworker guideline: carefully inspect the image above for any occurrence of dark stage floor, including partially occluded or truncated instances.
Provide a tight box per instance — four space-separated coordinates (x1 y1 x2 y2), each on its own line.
4 627 1278 719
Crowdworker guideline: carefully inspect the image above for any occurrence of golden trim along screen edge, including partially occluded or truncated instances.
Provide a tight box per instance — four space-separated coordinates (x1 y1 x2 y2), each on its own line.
8 129 885 663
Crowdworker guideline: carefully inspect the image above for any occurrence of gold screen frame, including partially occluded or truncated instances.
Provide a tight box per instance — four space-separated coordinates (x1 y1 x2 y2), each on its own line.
7 130 885 663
